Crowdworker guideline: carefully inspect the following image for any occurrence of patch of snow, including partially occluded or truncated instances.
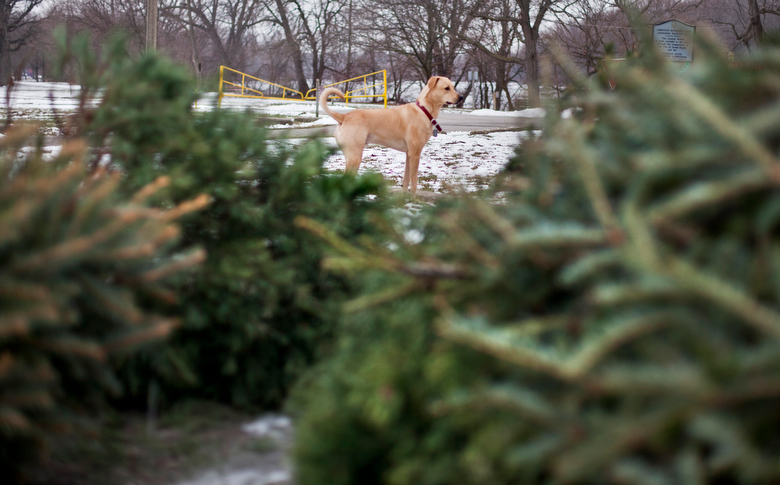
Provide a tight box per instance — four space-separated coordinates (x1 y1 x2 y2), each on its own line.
316 130 531 193
175 469 290 485
469 107 546 118
241 414 292 441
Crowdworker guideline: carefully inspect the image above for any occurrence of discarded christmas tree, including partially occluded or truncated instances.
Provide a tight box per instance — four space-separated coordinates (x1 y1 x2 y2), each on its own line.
292 29 780 485
0 124 207 479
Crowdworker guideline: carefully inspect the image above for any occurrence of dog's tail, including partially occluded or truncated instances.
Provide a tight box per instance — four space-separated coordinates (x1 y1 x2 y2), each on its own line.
319 87 346 124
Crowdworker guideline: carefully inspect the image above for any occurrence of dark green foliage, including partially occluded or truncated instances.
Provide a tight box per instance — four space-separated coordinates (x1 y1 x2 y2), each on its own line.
0 125 205 480
292 32 780 484
55 33 390 408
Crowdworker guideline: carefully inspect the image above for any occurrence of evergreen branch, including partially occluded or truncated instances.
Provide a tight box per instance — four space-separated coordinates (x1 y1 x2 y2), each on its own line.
0 200 36 247
295 216 362 257
502 314 572 337
157 193 211 222
590 363 713 396
436 315 570 380
472 199 520 242
2 390 55 410
590 279 683 306
397 261 470 280
564 310 681 378
505 434 569 468
12 214 148 273
553 121 620 231
78 274 145 325
137 248 207 283
440 310 682 381
93 243 156 261
300 216 469 279
343 280 422 313
609 459 676 485
429 385 559 425
664 256 780 339
660 76 780 180
102 318 180 354
559 249 622 286
0 307 62 339
509 223 607 250
440 213 500 268
648 168 770 224
37 337 105 361
66 173 122 239
0 406 31 433
0 281 52 303
131 176 172 204
0 159 81 203
687 414 770 481
0 352 13 379
622 197 662 272
553 403 691 481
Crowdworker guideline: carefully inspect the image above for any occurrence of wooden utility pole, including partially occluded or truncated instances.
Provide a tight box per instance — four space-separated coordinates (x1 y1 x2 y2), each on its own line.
146 0 159 51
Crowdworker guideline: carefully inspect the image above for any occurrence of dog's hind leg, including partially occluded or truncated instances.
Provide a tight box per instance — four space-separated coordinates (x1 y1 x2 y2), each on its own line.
342 142 365 174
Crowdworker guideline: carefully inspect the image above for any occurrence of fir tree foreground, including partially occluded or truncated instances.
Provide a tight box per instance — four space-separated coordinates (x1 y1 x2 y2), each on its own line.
2 32 389 482
290 30 780 485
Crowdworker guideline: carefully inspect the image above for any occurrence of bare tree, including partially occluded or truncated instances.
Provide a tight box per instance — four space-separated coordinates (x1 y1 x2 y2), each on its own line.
288 0 343 89
259 0 309 92
0 0 44 85
545 0 629 74
370 0 472 81
462 0 525 109
705 0 780 51
168 0 265 73
455 0 566 107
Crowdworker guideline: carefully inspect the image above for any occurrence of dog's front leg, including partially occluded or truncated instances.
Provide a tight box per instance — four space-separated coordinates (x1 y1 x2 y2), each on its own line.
402 154 411 191
407 151 421 195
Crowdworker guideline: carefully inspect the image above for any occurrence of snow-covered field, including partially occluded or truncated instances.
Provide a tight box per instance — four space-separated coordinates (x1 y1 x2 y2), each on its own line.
1 81 538 193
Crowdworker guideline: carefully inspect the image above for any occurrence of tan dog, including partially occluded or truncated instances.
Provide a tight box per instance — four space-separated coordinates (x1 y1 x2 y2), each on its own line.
319 76 463 195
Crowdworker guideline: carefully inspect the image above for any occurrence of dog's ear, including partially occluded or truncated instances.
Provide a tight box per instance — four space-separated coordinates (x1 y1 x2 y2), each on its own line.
427 76 439 89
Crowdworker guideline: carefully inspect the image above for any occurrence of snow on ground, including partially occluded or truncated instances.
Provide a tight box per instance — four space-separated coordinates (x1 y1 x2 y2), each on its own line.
312 130 527 193
470 107 546 118
2 81 535 193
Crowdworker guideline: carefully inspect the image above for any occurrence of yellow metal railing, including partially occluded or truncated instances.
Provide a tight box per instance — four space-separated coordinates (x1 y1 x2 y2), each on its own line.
305 70 387 108
218 66 304 107
218 66 387 109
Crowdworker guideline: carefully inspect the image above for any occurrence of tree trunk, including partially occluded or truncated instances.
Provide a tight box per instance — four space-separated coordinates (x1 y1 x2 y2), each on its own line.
185 0 201 89
146 0 158 51
748 0 764 46
0 1 10 86
274 0 308 94
523 31 541 107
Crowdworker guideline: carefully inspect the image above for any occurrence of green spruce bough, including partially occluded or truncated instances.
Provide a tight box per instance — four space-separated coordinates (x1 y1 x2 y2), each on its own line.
0 125 205 480
292 30 780 485
58 33 389 408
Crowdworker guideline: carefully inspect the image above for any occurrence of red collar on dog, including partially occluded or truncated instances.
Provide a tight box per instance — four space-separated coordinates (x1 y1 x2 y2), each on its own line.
416 101 446 135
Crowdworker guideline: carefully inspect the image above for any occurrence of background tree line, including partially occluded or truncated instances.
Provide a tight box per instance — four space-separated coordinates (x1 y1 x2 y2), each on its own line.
4 0 780 107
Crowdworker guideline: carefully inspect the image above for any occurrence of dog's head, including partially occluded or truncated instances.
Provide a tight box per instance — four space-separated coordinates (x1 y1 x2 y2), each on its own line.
421 76 464 107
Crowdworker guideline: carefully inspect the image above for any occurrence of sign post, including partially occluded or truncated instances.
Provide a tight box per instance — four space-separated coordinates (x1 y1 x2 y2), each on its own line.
652 20 695 69
467 70 478 109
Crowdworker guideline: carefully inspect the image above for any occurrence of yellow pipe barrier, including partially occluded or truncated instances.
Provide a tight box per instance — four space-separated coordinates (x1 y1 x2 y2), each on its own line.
218 66 304 107
305 70 388 108
218 66 387 109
